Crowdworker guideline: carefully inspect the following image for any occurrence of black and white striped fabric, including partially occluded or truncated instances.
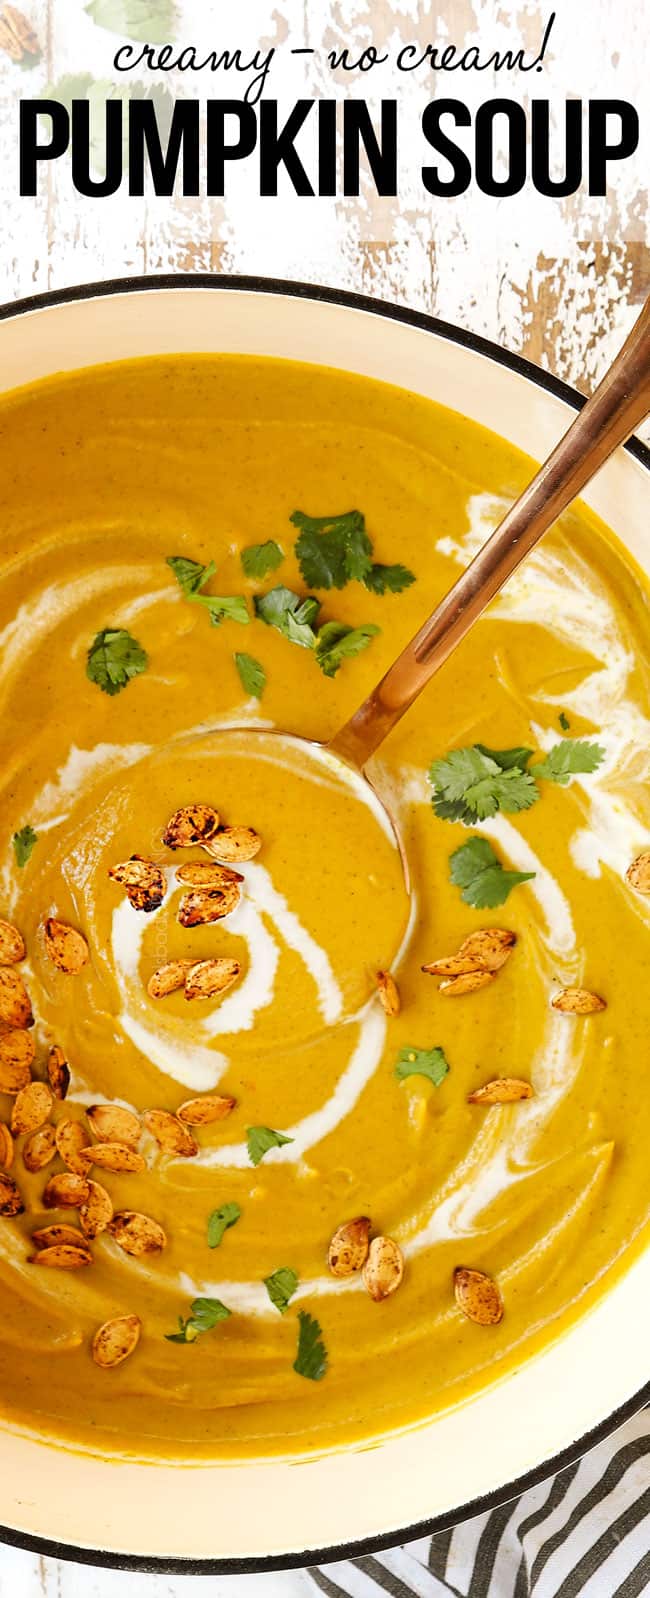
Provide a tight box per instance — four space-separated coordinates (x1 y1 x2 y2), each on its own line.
307 1408 650 1598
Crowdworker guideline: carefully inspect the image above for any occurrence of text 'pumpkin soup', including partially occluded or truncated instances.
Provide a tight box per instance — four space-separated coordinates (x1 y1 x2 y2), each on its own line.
0 355 648 1459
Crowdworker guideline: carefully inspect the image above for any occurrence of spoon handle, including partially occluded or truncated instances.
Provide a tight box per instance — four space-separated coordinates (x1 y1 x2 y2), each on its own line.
330 295 650 769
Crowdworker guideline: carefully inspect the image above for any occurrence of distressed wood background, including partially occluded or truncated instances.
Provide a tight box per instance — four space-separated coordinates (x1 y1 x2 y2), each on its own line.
0 0 648 1592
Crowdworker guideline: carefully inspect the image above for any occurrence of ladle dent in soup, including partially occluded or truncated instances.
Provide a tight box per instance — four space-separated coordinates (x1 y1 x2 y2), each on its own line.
0 354 649 1459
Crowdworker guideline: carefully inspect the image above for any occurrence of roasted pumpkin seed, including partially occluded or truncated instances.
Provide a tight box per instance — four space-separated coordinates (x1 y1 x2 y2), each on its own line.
22 1124 56 1172
328 1216 371 1276
0 919 26 965
80 1142 146 1174
11 1081 52 1138
176 1095 236 1125
79 1180 113 1240
458 928 516 971
147 960 193 999
32 1223 86 1249
43 918 89 975
46 1044 70 1100
0 1123 13 1170
184 958 241 1000
626 850 650 894
55 1118 91 1175
108 855 166 913
86 1104 141 1148
454 1266 504 1325
203 824 261 863
362 1235 404 1301
143 1109 198 1157
467 1078 533 1105
439 970 496 997
43 1171 90 1208
0 966 33 1031
375 971 400 1017
0 1171 24 1216
177 884 241 927
29 1243 92 1269
0 1027 35 1092
162 804 219 849
176 861 243 888
108 1211 166 1256
92 1314 141 1369
551 987 607 1015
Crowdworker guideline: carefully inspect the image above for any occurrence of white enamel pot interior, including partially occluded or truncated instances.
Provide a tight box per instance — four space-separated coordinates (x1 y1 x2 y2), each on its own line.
0 278 648 1573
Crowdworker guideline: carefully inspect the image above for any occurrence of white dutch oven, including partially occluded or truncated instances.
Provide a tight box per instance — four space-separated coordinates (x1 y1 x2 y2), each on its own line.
0 278 648 1573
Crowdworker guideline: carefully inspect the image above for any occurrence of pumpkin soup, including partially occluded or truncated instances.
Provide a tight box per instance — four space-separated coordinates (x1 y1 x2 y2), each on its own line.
0 354 648 1460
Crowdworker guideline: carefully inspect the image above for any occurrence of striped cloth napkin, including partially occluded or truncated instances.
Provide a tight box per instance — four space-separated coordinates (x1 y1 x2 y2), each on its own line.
306 1407 650 1598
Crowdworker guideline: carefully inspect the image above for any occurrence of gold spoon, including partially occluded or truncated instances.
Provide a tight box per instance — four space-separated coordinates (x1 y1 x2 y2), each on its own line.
330 294 650 770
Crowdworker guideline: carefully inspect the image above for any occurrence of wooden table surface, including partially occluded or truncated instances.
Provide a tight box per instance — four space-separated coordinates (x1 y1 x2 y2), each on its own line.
0 1 648 1593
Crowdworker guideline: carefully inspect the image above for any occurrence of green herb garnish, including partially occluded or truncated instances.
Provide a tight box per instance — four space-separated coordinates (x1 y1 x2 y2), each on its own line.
531 739 605 786
315 621 380 678
293 1310 327 1381
264 1266 299 1314
559 711 571 731
167 554 249 628
85 0 176 45
234 652 266 698
165 1296 231 1344
254 586 320 650
240 540 284 579
395 1045 450 1087
246 1126 294 1167
429 745 537 824
450 836 535 909
207 1202 241 1249
291 508 414 596
12 825 38 869
86 628 148 696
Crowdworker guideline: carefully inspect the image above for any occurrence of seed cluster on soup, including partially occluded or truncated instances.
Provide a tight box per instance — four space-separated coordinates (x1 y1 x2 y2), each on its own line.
0 355 649 1460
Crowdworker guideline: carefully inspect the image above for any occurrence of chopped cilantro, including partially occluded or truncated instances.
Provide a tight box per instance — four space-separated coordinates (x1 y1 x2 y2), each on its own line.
165 1296 231 1344
234 652 266 698
559 712 571 731
240 540 284 578
12 825 38 868
264 1266 299 1314
207 1202 241 1249
449 836 535 909
293 1310 327 1381
531 739 605 786
167 554 249 628
254 586 320 650
291 508 415 596
315 621 380 678
429 745 537 824
246 1125 294 1167
86 628 148 696
395 1045 450 1087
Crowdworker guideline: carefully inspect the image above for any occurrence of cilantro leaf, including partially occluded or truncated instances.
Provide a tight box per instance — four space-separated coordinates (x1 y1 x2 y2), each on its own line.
254 586 320 650
292 508 372 590
315 621 380 678
264 1266 299 1314
167 553 249 628
364 562 416 595
450 836 535 909
85 0 177 45
240 540 284 579
429 744 538 823
246 1125 294 1167
395 1045 449 1087
165 1296 231 1344
86 629 148 696
293 1310 327 1381
559 712 571 731
234 652 266 698
167 555 216 595
531 739 605 786
207 1202 241 1249
12 825 38 868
